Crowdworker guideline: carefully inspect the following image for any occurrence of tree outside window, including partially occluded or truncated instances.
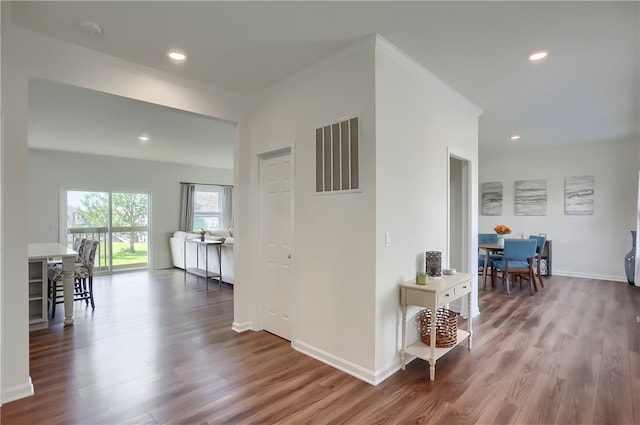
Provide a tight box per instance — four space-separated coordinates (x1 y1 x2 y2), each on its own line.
76 192 148 253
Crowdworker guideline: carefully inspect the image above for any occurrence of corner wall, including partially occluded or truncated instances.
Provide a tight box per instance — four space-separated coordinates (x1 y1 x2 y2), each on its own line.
479 139 639 280
373 37 481 378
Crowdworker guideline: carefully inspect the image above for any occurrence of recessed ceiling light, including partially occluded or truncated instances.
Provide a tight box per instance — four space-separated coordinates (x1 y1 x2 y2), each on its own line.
167 50 186 62
528 49 549 62
510 134 521 141
138 135 149 142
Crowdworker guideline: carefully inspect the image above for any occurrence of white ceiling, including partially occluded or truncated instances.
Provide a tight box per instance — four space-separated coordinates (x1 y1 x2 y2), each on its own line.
8 1 640 167
28 79 236 168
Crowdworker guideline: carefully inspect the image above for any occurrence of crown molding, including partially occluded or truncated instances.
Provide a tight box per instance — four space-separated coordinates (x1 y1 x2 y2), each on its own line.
255 34 377 99
374 34 483 117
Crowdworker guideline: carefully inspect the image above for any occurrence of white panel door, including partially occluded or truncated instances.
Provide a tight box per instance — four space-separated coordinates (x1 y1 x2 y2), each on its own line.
261 150 293 340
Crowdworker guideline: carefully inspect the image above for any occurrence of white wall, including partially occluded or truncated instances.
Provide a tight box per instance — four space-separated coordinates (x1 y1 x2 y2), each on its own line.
479 139 639 281
0 1 4 408
636 169 640 287
636 140 640 287
1 27 248 403
373 38 481 377
28 149 232 269
246 37 377 379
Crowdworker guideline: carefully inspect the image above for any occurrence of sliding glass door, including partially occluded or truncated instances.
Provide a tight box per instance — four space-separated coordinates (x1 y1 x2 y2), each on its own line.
65 190 149 272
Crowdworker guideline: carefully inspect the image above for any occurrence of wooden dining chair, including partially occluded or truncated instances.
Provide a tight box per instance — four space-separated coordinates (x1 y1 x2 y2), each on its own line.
478 233 498 265
478 233 503 289
74 239 99 310
491 239 537 295
48 238 98 317
48 238 86 317
529 235 547 289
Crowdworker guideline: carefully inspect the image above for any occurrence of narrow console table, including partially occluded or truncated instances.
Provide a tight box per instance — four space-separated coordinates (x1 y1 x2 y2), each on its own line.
183 239 223 289
400 273 472 381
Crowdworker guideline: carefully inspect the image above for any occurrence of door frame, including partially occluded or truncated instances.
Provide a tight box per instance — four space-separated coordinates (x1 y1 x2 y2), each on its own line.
447 147 476 317
257 145 294 335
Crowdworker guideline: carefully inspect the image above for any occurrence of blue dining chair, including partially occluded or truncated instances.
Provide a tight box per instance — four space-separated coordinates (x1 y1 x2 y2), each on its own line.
529 235 547 289
492 239 537 295
477 232 498 261
478 233 503 287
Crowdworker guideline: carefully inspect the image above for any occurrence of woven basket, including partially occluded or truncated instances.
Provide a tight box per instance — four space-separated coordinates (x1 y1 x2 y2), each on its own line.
417 308 458 348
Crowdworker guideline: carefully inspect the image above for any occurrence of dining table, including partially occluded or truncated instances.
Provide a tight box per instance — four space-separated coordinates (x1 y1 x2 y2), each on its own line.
478 241 503 289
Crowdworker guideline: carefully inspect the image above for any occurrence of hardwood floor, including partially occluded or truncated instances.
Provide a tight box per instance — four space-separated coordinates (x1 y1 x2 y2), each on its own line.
2 270 639 424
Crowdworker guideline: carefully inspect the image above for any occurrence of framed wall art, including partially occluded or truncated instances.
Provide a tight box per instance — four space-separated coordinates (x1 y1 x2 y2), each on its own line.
515 179 547 216
564 175 594 215
481 182 503 216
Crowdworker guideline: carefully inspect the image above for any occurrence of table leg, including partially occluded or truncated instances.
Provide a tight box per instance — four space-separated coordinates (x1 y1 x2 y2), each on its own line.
183 240 187 283
529 261 537 294
205 244 209 290
482 250 490 289
429 314 437 381
400 304 407 370
467 291 473 349
428 358 436 381
62 255 75 326
218 244 222 289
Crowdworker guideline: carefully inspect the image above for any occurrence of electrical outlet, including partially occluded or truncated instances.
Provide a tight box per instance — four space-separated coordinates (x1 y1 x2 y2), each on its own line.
385 232 391 247
637 315 640 323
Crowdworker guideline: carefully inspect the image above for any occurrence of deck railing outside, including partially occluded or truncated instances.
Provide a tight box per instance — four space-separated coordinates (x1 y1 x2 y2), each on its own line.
67 226 148 270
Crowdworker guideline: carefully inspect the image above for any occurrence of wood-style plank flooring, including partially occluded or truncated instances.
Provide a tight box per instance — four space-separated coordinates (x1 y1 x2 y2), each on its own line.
2 270 639 424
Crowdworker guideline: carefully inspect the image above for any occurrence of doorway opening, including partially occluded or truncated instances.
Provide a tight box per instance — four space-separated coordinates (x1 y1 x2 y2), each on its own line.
448 150 473 316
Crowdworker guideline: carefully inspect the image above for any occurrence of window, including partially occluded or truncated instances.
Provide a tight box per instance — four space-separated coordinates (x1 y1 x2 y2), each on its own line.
65 190 150 272
193 185 223 231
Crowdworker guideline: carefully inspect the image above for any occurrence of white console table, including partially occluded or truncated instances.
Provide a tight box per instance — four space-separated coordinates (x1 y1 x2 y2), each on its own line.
183 239 223 289
400 273 472 381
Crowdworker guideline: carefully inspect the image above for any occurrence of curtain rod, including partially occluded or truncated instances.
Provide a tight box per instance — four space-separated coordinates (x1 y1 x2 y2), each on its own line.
180 181 233 187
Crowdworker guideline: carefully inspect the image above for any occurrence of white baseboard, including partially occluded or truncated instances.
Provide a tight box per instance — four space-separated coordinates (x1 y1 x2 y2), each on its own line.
2 376 34 404
292 340 377 385
231 321 255 333
373 359 404 384
551 271 627 282
470 306 481 318
293 340 420 386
